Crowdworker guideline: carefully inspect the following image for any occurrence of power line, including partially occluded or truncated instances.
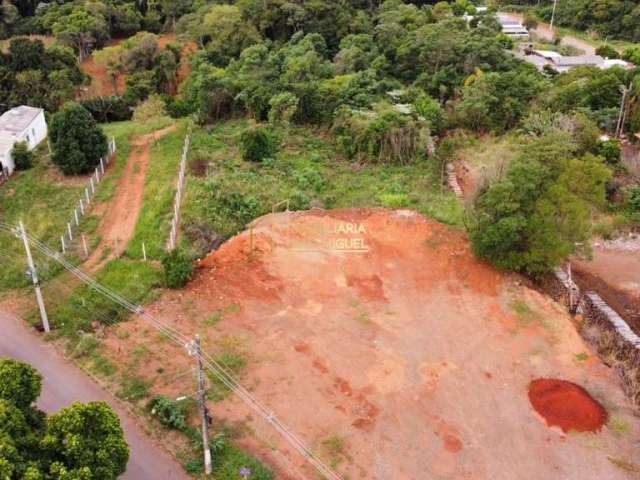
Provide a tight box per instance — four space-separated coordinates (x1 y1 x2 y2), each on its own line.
0 222 342 480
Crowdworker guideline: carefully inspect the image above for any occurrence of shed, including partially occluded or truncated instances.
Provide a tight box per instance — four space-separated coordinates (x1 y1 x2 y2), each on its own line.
0 106 47 177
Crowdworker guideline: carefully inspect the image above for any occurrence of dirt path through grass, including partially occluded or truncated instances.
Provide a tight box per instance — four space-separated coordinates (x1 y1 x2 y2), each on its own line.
85 125 176 271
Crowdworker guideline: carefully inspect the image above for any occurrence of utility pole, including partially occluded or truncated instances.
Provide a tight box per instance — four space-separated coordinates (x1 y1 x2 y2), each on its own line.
550 0 558 32
615 83 631 139
18 221 50 333
193 335 212 475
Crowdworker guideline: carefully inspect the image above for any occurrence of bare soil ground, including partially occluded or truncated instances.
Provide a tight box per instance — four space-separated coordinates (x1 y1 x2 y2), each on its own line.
102 208 639 479
85 125 176 270
573 244 640 334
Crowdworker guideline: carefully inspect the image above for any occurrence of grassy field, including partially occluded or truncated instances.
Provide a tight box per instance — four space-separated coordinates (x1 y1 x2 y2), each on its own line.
0 116 175 292
182 120 463 253
125 119 188 260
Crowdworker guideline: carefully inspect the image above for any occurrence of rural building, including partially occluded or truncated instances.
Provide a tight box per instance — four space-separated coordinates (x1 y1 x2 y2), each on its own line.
0 106 47 179
518 49 634 73
497 14 529 39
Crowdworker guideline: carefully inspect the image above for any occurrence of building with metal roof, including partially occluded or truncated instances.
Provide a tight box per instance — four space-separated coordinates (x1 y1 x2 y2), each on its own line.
0 106 47 179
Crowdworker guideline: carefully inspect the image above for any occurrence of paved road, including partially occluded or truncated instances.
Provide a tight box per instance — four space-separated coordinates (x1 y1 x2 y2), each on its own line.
0 310 189 480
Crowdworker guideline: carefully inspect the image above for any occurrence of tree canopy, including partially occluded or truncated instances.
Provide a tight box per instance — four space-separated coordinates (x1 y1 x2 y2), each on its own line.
0 358 129 479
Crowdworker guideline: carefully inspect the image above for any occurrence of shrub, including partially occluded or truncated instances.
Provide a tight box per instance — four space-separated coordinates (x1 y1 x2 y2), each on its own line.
11 141 33 170
268 92 299 126
597 139 621 165
162 248 193 288
332 103 433 164
132 94 168 122
148 395 189 431
81 96 132 122
239 127 280 163
595 44 619 59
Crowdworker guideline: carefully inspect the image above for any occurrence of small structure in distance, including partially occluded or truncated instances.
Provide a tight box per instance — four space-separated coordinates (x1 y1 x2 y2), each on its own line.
0 106 47 180
497 14 530 39
519 49 634 73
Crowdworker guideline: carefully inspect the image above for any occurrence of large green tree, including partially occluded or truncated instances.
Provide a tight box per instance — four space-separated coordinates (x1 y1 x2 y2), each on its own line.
49 102 108 175
471 132 611 275
0 358 129 479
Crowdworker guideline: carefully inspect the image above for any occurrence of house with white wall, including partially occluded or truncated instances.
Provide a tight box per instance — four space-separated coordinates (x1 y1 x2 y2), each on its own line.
0 105 47 178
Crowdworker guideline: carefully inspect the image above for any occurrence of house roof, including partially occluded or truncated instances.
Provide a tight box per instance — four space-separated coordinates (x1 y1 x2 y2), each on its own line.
0 106 43 134
552 55 604 67
533 50 562 59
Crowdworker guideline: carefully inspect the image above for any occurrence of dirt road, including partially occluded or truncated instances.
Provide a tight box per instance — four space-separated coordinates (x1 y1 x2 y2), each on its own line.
500 12 596 54
85 125 176 271
0 310 188 479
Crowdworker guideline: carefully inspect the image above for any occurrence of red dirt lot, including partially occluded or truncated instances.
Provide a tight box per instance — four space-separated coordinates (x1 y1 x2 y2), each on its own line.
107 209 639 479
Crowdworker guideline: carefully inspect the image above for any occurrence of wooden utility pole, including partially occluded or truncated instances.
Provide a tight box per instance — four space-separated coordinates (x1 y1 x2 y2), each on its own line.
18 221 50 333
194 335 212 474
616 84 631 139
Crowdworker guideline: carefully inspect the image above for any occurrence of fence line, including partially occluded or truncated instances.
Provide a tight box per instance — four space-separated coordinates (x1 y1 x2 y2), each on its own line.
59 137 117 255
168 126 192 251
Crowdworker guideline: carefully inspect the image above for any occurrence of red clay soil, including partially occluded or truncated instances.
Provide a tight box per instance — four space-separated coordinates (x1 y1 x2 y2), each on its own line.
126 208 639 479
528 379 608 433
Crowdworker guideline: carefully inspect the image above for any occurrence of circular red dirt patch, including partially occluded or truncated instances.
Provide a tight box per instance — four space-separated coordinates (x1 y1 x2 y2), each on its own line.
528 379 607 433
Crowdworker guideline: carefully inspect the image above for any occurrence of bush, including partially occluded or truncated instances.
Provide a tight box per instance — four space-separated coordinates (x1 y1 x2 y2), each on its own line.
239 127 280 163
597 139 621 165
148 395 189 431
49 102 108 175
595 44 619 59
162 248 193 288
11 141 33 170
332 103 433 164
132 94 168 122
214 444 273 480
81 96 132 123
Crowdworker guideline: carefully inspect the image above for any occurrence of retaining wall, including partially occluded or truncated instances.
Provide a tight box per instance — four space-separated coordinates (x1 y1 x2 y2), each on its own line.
544 269 640 406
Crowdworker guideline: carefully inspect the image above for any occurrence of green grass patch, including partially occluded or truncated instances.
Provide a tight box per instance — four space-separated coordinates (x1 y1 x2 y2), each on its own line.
46 258 161 336
117 374 152 402
182 120 464 250
0 147 82 290
125 120 187 260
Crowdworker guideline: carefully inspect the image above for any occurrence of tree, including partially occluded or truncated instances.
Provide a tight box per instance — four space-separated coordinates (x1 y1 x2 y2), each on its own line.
470 133 611 275
8 37 45 71
52 9 109 61
0 359 41 410
11 141 33 170
0 359 129 479
595 44 619 59
49 102 108 175
42 402 129 479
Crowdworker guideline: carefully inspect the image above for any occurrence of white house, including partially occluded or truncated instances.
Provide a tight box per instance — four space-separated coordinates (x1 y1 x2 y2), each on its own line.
0 106 47 177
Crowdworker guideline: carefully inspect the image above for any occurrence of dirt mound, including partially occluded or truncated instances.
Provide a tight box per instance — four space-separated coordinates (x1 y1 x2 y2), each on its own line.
528 378 608 433
134 208 637 479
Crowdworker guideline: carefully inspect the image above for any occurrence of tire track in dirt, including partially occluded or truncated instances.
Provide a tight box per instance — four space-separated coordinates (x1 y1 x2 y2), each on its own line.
85 125 176 271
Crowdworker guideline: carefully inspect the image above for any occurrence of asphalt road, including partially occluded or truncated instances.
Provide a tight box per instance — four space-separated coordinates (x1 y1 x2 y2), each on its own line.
0 309 189 480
